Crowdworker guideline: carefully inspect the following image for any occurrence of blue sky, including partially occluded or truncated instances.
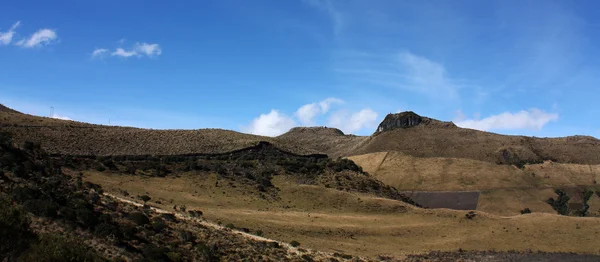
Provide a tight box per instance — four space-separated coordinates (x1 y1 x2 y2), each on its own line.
1 0 599 138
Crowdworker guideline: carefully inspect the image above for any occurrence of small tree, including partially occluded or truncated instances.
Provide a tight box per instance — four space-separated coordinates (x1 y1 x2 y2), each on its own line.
139 195 151 204
546 189 570 215
520 208 532 214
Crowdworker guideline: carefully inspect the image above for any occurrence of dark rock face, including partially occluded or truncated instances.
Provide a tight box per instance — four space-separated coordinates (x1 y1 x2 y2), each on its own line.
376 111 424 133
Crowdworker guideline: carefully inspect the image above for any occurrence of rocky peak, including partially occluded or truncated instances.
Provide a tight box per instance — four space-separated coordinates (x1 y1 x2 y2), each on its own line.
375 111 456 133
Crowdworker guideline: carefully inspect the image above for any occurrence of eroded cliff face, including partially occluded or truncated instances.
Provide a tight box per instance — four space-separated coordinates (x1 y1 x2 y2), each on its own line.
375 111 456 133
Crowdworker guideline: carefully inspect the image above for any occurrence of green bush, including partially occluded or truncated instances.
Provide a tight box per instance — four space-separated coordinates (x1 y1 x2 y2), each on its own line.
546 189 570 215
224 223 235 229
95 165 106 172
520 208 532 214
290 240 300 247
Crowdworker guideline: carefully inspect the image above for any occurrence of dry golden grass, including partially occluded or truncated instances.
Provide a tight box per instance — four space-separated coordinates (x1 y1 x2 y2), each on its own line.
82 171 600 258
281 124 600 165
349 151 600 216
0 111 321 156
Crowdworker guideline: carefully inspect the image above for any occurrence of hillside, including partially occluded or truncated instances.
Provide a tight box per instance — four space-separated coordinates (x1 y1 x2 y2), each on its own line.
0 104 21 114
281 112 600 165
0 108 322 156
349 151 600 216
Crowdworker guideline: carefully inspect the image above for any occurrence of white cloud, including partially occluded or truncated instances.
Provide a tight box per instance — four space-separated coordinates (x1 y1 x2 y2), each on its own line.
111 48 137 57
51 114 72 121
244 97 377 136
295 97 343 125
0 21 20 45
455 109 558 131
399 51 458 100
105 42 162 59
91 48 109 58
135 42 161 57
242 110 296 137
16 28 58 48
296 103 320 126
327 108 379 133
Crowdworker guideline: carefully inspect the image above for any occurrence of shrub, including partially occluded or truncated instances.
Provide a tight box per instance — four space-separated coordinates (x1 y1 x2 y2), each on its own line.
255 230 263 237
152 219 168 233
520 208 532 214
75 208 98 228
546 189 570 215
166 251 184 262
225 223 236 229
120 224 137 240
18 234 103 262
197 242 219 262
301 254 314 262
290 240 300 247
142 244 170 261
334 253 353 259
23 199 58 218
178 230 195 243
0 196 35 257
465 211 477 219
128 212 150 226
139 195 151 203
95 165 106 172
94 222 119 238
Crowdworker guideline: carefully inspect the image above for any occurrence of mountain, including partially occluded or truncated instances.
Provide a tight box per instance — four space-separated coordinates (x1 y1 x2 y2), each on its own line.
280 111 600 165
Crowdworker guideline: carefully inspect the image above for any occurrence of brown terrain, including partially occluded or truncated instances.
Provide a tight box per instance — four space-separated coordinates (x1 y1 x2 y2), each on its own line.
2 104 600 261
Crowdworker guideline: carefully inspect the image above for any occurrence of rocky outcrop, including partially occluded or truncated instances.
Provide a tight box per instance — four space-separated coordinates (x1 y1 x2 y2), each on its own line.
375 111 456 134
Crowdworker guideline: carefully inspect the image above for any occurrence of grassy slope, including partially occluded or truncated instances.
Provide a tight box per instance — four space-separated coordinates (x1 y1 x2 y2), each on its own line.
349 151 600 216
82 170 600 258
0 110 320 156
280 124 600 165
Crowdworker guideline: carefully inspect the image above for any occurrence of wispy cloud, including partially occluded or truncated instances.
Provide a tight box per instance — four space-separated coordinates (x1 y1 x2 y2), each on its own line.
243 97 376 136
15 28 58 48
336 51 460 101
303 0 344 35
134 42 162 57
91 48 109 58
97 42 162 59
455 109 558 131
111 48 138 58
0 21 21 45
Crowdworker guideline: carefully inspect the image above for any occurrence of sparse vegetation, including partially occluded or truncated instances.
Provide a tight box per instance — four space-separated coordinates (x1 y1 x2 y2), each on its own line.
546 189 571 215
520 208 532 214
290 240 301 247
